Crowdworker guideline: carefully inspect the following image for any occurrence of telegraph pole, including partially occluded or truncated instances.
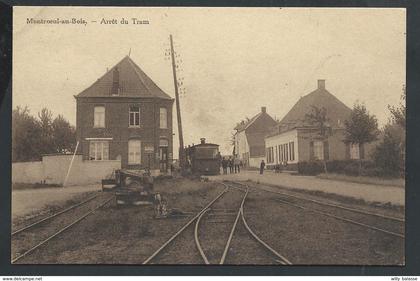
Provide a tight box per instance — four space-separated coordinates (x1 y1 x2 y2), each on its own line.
169 34 185 170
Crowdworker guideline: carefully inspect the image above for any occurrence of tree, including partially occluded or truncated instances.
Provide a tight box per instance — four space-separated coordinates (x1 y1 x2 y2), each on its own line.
52 114 76 153
12 106 43 162
38 107 54 155
344 103 379 175
388 85 406 128
305 106 332 174
13 106 77 162
372 124 404 177
378 87 406 176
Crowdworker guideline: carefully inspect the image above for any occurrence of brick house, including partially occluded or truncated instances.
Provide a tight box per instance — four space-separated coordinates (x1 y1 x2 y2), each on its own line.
265 80 374 169
75 56 174 173
233 107 277 168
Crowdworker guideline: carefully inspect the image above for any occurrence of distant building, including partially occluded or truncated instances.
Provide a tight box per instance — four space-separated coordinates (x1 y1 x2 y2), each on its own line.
265 79 373 169
75 56 174 173
233 107 277 168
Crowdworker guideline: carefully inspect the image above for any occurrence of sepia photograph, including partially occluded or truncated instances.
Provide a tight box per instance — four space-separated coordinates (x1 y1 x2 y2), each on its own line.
11 6 406 265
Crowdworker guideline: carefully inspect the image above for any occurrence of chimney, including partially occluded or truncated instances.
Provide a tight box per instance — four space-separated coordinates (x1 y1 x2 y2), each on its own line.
318 79 325 89
111 67 120 96
261 106 267 113
200 138 206 144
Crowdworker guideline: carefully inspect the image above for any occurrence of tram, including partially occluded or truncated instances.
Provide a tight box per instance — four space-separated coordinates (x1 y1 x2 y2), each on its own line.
185 138 221 175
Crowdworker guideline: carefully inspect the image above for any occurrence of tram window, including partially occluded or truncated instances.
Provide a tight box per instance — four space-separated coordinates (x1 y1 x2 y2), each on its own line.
195 147 218 159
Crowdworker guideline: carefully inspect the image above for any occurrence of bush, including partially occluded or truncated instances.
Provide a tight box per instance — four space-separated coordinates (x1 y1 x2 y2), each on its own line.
326 160 352 173
343 161 360 176
298 161 324 175
298 159 401 178
372 127 403 178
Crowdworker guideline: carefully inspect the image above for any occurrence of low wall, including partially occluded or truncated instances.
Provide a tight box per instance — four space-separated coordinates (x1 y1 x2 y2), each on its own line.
12 154 121 186
12 161 44 184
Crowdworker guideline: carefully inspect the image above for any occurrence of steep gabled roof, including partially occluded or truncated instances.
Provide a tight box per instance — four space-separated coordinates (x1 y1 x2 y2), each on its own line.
234 112 262 132
277 84 352 132
76 56 172 100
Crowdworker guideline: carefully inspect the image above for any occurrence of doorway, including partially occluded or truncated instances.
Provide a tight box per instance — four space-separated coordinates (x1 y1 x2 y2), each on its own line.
159 147 168 172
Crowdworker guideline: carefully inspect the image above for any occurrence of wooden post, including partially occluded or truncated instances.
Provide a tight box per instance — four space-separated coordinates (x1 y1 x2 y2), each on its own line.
63 141 79 187
170 34 185 170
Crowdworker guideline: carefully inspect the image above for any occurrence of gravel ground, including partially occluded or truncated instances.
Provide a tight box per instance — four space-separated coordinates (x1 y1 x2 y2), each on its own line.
197 188 245 264
244 181 405 217
223 218 279 265
12 190 100 232
12 185 102 220
209 170 405 206
243 190 404 265
12 178 404 265
15 178 225 264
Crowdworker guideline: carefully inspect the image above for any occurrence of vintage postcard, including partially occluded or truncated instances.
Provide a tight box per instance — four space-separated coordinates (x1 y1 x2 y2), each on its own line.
11 7 405 265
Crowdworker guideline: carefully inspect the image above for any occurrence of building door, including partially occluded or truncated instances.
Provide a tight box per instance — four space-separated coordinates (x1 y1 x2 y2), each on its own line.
159 139 169 172
159 147 168 172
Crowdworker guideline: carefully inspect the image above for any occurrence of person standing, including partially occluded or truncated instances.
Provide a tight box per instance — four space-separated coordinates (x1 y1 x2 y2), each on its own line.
228 157 234 174
260 159 265 175
222 157 228 175
234 156 241 173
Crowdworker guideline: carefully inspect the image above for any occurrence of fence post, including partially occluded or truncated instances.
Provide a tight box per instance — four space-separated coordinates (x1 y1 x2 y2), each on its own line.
63 141 80 187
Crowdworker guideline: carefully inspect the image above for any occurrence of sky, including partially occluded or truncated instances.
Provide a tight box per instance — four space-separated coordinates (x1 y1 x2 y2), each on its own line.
13 7 406 155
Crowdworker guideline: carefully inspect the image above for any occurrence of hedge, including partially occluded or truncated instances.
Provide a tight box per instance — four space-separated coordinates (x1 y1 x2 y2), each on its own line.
298 160 392 177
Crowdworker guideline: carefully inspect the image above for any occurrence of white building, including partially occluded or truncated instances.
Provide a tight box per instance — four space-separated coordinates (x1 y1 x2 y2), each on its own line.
233 107 277 168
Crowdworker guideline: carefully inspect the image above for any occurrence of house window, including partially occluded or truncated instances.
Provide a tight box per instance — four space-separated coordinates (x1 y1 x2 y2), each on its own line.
94 106 105 128
313 140 324 160
285 143 289 162
279 145 282 162
272 147 274 163
289 142 295 161
89 141 109 160
160 107 168 129
128 140 141 164
129 106 140 127
350 143 360 160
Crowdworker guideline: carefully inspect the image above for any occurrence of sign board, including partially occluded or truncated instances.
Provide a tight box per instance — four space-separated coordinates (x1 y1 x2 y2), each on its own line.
144 145 154 153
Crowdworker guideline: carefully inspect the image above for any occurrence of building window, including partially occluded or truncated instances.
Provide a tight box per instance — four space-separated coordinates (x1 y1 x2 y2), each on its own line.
129 106 140 127
278 145 281 162
267 147 273 163
128 140 141 164
313 140 324 160
160 107 168 129
89 141 109 160
289 142 295 161
94 106 105 128
350 143 360 160
272 147 274 163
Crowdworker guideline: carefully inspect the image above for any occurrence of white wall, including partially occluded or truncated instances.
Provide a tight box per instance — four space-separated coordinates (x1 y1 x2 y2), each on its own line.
12 155 121 186
12 161 44 184
235 130 249 159
265 129 299 164
249 156 265 168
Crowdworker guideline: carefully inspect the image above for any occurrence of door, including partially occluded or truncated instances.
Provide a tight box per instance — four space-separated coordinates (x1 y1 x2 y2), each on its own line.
159 147 168 172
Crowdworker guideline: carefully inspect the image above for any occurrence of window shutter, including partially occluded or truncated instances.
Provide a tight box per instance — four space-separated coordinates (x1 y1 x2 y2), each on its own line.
345 143 350 159
323 140 329 160
360 143 365 159
309 141 314 161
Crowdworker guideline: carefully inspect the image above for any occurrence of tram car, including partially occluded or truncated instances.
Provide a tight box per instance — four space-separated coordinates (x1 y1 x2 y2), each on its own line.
185 138 221 175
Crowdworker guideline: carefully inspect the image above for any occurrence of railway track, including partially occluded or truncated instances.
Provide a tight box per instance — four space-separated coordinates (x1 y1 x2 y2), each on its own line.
143 182 292 265
11 192 114 264
231 181 404 239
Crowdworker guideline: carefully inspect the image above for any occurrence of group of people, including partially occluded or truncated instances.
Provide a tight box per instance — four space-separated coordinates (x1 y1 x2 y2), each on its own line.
221 156 242 175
